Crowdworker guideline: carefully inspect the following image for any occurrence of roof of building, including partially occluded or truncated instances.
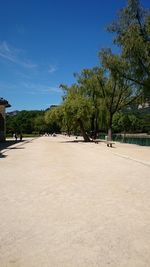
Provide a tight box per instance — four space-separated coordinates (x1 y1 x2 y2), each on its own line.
0 97 11 108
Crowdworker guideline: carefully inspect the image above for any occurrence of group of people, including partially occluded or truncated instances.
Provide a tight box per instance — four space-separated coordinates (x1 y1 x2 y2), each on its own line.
13 133 22 141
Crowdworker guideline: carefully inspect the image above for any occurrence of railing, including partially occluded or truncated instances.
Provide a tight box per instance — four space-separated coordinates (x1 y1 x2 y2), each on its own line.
99 133 150 146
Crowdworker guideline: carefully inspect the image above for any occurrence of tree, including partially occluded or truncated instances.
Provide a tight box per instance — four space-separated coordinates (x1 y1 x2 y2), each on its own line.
74 68 105 138
34 115 47 134
6 110 46 135
59 84 94 142
98 0 150 140
113 112 143 136
106 0 150 98
59 66 135 141
97 69 134 140
45 106 61 134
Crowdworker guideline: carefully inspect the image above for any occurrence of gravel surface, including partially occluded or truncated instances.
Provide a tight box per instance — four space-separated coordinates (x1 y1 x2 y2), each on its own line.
0 135 150 267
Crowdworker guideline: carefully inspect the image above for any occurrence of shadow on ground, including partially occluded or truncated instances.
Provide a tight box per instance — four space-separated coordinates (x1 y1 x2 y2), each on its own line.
0 153 7 158
0 140 24 151
60 139 116 148
60 139 102 144
0 138 35 159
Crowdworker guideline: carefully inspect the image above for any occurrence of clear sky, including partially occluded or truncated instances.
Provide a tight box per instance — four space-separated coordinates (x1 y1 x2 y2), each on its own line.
0 0 149 111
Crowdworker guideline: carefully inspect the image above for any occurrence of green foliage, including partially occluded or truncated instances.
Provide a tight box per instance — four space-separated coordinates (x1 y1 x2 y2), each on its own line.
63 86 93 121
106 0 150 98
59 64 141 140
6 110 43 134
113 112 143 133
45 84 94 141
74 68 107 137
6 110 58 135
34 115 48 133
61 85 94 137
45 106 61 133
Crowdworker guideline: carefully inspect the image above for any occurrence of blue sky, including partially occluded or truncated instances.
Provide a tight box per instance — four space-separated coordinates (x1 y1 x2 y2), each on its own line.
0 0 149 111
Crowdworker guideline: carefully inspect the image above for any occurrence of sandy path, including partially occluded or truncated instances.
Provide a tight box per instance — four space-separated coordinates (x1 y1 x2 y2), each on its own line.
0 136 150 267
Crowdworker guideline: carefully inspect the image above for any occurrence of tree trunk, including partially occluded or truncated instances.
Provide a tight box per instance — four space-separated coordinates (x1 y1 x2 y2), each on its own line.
77 119 91 142
91 110 99 139
91 114 95 138
123 130 126 143
108 114 113 141
93 110 99 139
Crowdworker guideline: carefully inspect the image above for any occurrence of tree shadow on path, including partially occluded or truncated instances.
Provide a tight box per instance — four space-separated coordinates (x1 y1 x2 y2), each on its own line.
60 139 102 144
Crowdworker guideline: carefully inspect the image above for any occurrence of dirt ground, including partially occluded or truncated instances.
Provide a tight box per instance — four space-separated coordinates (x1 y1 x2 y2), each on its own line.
0 135 150 267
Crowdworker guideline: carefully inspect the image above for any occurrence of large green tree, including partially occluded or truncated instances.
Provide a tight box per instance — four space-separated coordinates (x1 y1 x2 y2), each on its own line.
60 84 94 142
105 0 150 97
97 68 134 140
74 68 105 138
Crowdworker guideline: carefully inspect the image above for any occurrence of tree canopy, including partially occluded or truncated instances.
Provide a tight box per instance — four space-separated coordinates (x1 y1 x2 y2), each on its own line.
105 0 150 98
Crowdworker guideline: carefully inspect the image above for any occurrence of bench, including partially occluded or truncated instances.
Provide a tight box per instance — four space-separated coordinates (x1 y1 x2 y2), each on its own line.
106 141 115 147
